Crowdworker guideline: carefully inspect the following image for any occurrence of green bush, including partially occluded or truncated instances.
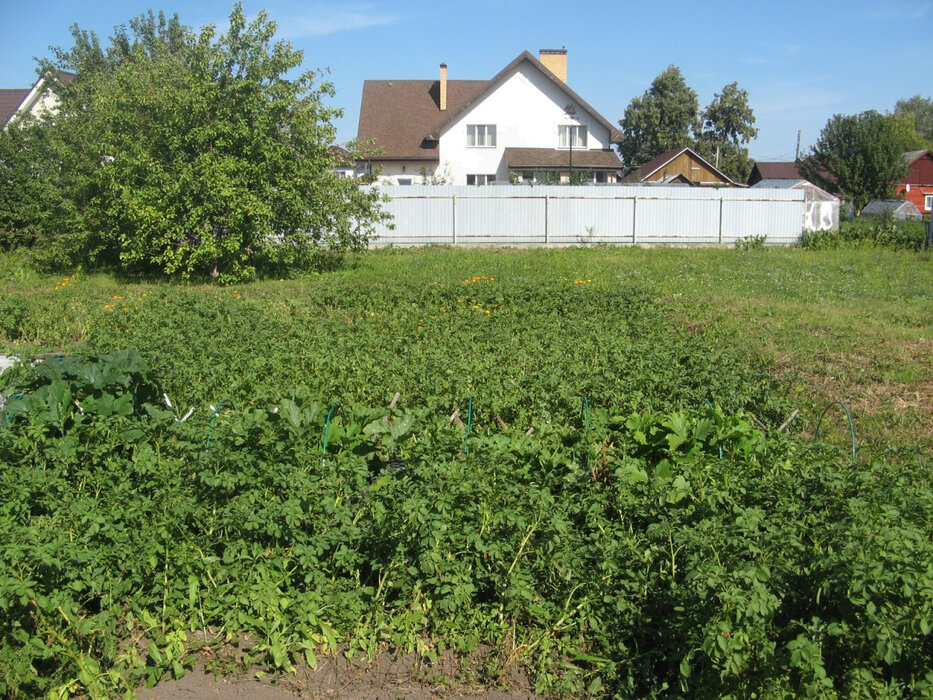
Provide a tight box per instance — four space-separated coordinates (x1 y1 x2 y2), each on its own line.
800 218 928 251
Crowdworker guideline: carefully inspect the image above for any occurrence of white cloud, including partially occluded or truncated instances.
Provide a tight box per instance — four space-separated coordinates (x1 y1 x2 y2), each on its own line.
280 3 399 37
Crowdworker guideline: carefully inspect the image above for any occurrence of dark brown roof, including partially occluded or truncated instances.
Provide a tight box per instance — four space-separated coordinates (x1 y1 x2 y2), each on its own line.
505 147 622 170
328 145 353 165
0 89 30 125
357 51 622 162
748 161 802 183
623 146 734 184
357 79 487 161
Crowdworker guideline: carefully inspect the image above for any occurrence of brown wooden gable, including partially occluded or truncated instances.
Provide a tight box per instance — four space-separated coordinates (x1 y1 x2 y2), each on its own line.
643 150 729 184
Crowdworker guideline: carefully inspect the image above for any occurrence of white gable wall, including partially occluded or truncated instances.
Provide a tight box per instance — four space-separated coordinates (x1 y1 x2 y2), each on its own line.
437 61 611 186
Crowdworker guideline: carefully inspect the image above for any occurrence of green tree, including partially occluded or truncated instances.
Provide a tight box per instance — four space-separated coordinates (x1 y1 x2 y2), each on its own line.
693 82 758 183
799 111 912 212
618 65 699 171
24 4 386 281
0 123 52 251
893 95 933 147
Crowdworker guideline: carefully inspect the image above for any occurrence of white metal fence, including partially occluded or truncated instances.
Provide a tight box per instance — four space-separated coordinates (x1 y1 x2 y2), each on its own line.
365 185 808 247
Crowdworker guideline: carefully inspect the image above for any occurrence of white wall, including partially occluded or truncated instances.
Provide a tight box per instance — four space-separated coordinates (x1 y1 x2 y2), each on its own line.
373 162 441 185
437 61 612 186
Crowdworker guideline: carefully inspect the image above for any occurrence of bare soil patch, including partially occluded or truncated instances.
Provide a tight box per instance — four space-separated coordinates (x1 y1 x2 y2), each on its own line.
135 646 541 700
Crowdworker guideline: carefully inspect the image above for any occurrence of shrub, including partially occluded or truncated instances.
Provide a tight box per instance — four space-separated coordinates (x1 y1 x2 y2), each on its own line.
799 219 928 251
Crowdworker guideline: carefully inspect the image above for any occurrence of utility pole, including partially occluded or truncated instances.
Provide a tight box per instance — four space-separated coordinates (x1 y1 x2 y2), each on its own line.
795 130 801 161
564 103 576 183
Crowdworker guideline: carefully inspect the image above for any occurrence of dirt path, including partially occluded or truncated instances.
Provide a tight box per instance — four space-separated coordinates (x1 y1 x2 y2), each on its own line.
134 648 543 700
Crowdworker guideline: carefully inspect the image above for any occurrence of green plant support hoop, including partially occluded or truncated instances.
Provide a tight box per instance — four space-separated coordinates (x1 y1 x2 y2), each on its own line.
814 400 857 461
205 398 232 448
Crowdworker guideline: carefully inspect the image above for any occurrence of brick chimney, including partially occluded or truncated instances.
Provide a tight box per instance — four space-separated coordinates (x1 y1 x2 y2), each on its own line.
439 63 447 111
539 48 567 83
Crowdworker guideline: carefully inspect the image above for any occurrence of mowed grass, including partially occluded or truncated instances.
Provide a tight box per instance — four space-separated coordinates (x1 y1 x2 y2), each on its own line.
2 244 931 454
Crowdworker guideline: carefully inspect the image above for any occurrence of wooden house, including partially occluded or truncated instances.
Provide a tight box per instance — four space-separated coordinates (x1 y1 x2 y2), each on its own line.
622 147 734 186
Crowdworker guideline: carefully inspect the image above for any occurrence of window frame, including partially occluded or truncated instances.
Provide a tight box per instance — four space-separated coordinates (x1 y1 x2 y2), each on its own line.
558 124 587 149
466 124 497 148
466 174 496 186
925 194 932 212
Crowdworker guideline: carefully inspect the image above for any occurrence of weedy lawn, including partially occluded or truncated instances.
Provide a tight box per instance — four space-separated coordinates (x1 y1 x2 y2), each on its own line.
1 245 932 698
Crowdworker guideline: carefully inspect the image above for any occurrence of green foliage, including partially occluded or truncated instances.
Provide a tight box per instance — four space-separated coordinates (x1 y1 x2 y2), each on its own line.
893 95 933 147
693 81 758 183
800 218 928 251
799 111 913 213
618 69 757 183
2 348 931 697
6 4 387 281
0 124 54 252
617 65 700 170
734 234 768 251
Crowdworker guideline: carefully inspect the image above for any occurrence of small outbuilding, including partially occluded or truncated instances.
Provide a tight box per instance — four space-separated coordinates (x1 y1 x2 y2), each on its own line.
859 199 923 221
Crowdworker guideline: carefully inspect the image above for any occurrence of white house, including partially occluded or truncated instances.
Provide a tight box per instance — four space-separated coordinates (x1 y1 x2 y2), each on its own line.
357 49 623 186
1 71 76 129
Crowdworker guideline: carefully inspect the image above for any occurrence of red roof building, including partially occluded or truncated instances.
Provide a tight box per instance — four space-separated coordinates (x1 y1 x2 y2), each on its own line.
895 150 933 216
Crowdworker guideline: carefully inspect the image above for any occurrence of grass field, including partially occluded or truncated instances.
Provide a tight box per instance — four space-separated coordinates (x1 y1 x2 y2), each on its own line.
3 244 931 452
1 244 932 697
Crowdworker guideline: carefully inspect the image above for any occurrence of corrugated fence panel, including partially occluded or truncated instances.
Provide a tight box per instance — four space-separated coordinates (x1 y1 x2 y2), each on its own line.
372 195 453 245
456 195 546 244
547 196 635 243
635 197 721 244
365 186 807 247
722 198 803 244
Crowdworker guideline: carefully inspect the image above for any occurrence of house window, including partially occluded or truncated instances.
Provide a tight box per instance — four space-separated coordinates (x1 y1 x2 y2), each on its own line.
397 177 412 186
467 174 495 186
558 124 587 149
467 124 496 147
925 195 932 212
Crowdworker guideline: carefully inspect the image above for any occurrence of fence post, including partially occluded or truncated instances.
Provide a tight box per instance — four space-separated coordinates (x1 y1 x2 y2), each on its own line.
452 194 457 245
632 196 637 245
718 195 724 244
544 194 550 244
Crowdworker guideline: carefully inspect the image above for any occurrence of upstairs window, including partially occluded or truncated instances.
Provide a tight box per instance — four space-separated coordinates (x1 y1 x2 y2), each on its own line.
466 174 496 186
467 124 496 147
925 194 932 212
558 125 587 149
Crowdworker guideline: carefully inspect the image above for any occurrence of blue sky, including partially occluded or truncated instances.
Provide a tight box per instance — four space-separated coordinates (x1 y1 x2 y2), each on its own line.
2 1 931 161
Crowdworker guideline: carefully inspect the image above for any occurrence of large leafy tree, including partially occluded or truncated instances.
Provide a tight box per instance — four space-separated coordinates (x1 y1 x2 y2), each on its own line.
693 82 758 183
893 95 933 148
618 69 758 183
799 111 912 212
618 65 699 170
15 4 385 281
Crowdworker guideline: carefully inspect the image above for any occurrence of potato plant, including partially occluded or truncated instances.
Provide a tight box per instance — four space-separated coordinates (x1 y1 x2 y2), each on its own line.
2 343 931 697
